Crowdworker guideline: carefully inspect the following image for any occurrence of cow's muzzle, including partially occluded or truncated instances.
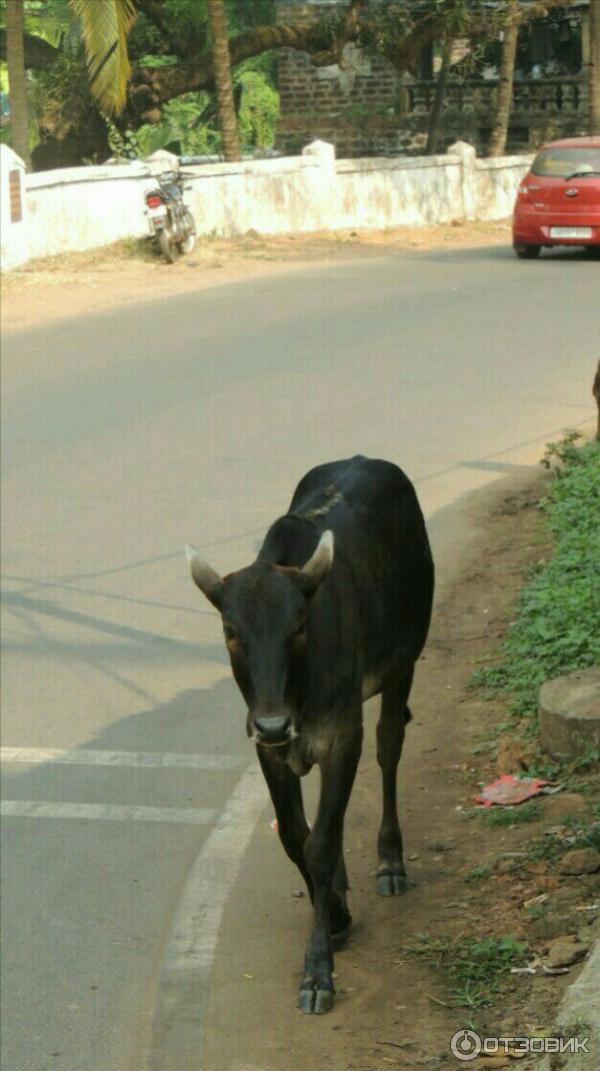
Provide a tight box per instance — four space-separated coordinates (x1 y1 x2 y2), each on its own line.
253 714 292 746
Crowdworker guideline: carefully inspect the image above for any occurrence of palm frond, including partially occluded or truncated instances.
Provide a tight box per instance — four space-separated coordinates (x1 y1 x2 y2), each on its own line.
69 0 137 115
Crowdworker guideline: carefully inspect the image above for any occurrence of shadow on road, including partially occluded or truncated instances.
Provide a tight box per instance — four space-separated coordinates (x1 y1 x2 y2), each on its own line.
415 243 598 265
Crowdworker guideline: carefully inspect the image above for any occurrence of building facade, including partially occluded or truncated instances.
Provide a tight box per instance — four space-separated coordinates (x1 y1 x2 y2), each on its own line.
275 0 592 156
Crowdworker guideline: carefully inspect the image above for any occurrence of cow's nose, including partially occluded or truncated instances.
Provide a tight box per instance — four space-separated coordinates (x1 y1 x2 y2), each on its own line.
254 715 291 743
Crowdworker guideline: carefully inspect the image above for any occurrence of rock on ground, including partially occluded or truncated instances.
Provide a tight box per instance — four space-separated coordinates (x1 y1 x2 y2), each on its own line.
545 935 589 969
539 667 600 761
558 848 600 876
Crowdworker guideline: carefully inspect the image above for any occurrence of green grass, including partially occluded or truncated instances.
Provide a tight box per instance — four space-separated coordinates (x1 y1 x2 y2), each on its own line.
406 934 528 1008
527 818 600 863
481 801 542 827
471 433 600 721
464 864 492 883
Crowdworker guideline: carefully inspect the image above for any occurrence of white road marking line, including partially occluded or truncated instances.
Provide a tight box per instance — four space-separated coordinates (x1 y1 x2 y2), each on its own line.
0 747 245 770
145 762 268 1070
0 801 216 824
163 763 266 970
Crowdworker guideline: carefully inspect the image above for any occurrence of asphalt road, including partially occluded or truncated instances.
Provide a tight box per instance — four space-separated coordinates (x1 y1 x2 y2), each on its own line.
1 243 598 1071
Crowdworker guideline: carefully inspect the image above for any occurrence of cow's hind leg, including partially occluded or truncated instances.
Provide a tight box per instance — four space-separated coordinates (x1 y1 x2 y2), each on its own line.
376 666 413 897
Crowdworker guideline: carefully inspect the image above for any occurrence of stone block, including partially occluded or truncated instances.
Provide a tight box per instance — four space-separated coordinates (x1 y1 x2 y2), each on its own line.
539 667 600 761
559 848 600 876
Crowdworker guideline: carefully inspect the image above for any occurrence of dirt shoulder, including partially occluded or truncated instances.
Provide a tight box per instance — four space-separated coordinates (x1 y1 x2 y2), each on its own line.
1 220 511 333
197 469 598 1071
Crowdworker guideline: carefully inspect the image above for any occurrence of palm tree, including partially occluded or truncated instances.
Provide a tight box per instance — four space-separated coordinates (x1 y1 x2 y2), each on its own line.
590 0 600 135
5 0 32 169
207 0 241 162
488 0 520 157
69 0 137 116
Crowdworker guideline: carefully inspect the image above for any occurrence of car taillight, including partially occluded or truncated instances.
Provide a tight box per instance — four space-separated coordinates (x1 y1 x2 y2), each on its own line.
518 185 530 196
146 193 164 208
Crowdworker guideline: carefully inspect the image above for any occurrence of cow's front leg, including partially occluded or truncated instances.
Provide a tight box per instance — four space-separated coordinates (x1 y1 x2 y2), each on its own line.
331 850 351 945
256 746 313 896
299 728 362 1014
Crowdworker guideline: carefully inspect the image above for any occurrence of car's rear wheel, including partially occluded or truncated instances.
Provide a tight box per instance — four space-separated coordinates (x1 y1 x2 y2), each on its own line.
513 242 541 259
583 246 600 259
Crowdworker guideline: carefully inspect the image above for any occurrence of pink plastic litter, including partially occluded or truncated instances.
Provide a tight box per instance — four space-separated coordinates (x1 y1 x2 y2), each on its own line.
474 774 551 807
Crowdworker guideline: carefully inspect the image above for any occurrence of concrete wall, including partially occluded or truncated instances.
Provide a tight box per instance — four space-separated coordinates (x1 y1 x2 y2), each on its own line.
333 154 463 229
0 146 28 270
26 160 156 260
474 152 535 221
0 140 533 271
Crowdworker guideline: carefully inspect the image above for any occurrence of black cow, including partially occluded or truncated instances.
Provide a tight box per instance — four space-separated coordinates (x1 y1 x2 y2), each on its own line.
186 456 434 1014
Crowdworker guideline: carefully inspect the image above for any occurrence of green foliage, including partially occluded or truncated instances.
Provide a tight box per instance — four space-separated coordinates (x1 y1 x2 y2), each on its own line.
69 0 137 115
32 46 96 133
5 0 279 163
127 70 280 158
126 0 275 60
407 933 528 1008
131 92 219 156
228 0 275 31
464 864 491 883
527 818 600 863
237 70 279 149
481 801 541 827
471 435 600 720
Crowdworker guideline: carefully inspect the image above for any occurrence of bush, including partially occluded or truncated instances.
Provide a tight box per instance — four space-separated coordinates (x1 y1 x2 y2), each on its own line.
472 434 600 721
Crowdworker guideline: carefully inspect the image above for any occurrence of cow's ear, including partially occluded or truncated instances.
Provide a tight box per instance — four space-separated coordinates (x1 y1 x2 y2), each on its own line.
299 530 334 596
185 545 224 610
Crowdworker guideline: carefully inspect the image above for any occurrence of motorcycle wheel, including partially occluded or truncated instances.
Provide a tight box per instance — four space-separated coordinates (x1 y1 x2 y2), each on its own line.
158 226 180 264
178 209 196 255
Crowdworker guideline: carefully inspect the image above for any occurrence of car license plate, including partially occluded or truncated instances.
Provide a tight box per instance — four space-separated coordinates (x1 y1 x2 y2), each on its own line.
550 226 592 238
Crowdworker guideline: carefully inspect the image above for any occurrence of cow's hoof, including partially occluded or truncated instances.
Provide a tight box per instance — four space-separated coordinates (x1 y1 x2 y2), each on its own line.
376 866 408 897
298 982 334 1015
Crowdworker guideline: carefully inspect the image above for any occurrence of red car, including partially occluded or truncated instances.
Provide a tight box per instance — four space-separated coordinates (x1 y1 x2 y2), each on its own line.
512 136 600 258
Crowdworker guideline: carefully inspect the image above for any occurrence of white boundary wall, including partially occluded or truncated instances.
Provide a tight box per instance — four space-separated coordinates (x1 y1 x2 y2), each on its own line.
1 140 532 271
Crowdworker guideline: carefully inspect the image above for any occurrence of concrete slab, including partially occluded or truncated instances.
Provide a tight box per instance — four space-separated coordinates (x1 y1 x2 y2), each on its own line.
539 667 600 761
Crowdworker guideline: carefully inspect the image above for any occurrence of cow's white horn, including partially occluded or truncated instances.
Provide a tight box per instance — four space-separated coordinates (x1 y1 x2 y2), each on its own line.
185 545 224 608
301 529 334 587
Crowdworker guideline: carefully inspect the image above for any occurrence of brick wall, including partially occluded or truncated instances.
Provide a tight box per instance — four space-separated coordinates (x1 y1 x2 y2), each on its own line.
274 0 588 157
276 0 408 155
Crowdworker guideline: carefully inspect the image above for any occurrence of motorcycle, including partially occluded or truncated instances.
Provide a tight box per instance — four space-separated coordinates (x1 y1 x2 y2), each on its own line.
145 170 197 263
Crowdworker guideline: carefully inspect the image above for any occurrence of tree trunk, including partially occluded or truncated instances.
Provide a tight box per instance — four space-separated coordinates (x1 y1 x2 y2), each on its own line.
590 0 600 135
206 0 241 162
426 37 453 155
488 0 519 158
5 0 32 169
